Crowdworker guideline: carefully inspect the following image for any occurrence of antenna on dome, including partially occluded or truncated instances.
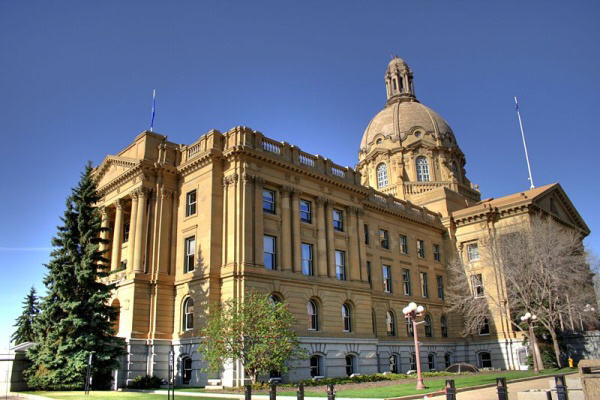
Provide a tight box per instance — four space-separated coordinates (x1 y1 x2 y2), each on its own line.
514 96 535 190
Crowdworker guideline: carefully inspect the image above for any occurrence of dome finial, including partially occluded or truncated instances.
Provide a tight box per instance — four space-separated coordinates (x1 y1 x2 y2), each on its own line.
385 56 415 104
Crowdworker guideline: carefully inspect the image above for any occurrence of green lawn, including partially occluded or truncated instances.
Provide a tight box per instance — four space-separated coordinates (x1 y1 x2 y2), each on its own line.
272 368 573 398
24 391 236 400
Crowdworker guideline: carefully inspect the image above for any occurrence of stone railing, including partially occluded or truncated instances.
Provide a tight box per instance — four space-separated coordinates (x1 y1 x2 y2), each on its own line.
403 181 447 195
366 189 441 226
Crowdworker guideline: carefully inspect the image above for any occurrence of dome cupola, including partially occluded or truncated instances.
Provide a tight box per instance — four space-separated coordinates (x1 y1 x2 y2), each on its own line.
357 57 480 206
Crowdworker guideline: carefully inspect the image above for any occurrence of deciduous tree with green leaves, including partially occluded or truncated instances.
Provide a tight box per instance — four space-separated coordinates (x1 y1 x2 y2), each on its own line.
200 292 306 383
11 286 40 345
25 164 125 390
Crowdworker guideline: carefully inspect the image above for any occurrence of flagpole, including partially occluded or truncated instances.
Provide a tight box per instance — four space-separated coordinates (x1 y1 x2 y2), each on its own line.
514 96 535 190
150 89 156 132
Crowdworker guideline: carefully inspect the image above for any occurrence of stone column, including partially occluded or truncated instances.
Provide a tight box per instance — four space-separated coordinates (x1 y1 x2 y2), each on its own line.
348 207 360 281
99 208 110 265
128 193 139 272
280 186 292 271
291 190 301 273
110 200 124 271
133 188 147 273
254 177 264 267
315 197 328 277
325 200 335 278
241 173 255 266
357 208 367 282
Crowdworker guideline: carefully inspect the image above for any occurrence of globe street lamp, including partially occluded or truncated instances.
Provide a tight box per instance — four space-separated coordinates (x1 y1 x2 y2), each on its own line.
403 302 426 390
520 312 542 372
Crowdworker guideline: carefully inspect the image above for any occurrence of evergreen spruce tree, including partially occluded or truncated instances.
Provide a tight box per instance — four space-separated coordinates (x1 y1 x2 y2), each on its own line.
11 287 40 345
25 164 125 390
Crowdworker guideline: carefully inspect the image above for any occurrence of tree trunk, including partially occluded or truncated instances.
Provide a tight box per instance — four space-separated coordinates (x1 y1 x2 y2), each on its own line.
549 329 563 368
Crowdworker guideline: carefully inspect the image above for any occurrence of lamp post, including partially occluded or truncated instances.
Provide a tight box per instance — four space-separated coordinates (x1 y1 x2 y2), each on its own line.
520 312 542 372
403 302 426 390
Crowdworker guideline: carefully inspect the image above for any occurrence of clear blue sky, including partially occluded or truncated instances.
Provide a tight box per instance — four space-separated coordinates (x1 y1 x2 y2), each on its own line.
1 1 599 348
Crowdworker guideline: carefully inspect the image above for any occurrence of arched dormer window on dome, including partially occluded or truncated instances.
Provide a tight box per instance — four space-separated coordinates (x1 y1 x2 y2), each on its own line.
416 156 430 182
376 163 388 188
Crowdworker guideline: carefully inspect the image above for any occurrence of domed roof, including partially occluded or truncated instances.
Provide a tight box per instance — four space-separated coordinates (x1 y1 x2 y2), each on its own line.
360 100 454 150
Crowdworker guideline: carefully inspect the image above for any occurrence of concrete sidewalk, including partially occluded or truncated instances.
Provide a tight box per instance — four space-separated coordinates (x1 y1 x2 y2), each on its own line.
425 376 552 400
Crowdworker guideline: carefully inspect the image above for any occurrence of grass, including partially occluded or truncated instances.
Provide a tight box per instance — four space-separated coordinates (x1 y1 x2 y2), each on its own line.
24 391 236 400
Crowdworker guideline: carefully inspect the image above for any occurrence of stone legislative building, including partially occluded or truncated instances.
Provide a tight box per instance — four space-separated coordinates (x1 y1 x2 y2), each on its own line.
94 58 590 387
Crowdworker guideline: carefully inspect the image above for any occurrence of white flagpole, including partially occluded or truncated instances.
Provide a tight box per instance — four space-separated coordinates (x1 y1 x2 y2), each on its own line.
514 96 535 190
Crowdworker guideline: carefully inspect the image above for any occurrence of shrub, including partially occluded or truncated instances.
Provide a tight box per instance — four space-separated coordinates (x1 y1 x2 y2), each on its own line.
128 375 163 389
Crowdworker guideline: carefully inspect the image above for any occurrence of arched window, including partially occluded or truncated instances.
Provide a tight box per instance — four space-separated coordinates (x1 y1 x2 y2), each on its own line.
182 356 192 384
345 354 356 376
409 352 417 371
441 315 448 338
406 316 414 337
444 352 452 368
376 163 388 188
308 300 319 331
427 353 436 371
424 314 433 337
389 354 400 373
269 293 282 304
342 303 352 332
478 351 492 368
416 156 430 182
183 297 194 331
386 311 396 336
479 317 490 335
310 354 323 377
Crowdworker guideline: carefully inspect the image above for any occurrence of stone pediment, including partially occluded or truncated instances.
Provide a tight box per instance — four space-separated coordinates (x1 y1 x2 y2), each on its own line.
533 185 590 235
94 155 141 189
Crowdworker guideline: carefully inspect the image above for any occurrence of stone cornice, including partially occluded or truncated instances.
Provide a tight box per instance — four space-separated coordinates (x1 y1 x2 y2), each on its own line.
177 148 223 177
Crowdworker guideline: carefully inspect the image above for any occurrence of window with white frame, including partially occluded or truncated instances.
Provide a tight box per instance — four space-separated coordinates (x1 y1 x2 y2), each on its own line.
263 235 277 270
417 239 425 258
376 163 389 188
383 265 392 293
301 243 313 276
335 250 346 280
310 355 322 377
307 300 319 331
380 229 389 249
416 156 430 182
389 354 399 373
333 209 344 231
186 190 197 217
478 351 492 368
300 200 312 223
184 236 195 273
345 354 356 376
342 303 352 332
182 356 193 384
433 243 441 261
467 242 480 261
400 234 409 254
263 189 276 214
471 274 484 297
428 353 436 371
479 318 490 335
420 271 429 297
183 297 194 331
402 269 412 295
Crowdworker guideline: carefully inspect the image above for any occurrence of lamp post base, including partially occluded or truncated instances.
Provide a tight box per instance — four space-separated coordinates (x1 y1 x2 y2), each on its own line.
416 379 426 390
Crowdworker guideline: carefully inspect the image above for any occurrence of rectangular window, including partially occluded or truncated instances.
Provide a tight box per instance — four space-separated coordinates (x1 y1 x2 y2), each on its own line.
184 236 195 273
186 190 197 217
433 244 441 262
335 250 346 280
119 260 127 270
380 229 389 249
467 243 480 261
417 239 425 258
264 235 277 270
420 271 429 298
122 223 130 243
366 261 372 286
472 274 484 297
383 265 392 293
333 209 344 231
364 224 369 245
402 269 412 296
437 275 444 299
263 189 276 214
301 243 313 276
400 234 408 254
300 200 312 223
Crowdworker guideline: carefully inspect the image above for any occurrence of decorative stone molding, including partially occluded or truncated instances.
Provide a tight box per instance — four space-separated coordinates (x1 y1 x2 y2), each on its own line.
223 173 239 186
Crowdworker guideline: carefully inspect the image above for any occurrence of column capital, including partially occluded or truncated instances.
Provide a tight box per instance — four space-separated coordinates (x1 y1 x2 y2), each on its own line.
349 206 363 216
114 198 124 209
160 187 173 200
316 196 328 206
223 173 239 186
241 172 255 182
254 176 265 185
281 185 294 196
